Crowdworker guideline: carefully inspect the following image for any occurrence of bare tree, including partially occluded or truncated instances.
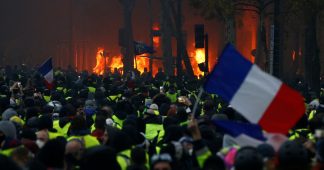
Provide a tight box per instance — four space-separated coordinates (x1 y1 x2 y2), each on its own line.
119 0 136 73
287 0 324 95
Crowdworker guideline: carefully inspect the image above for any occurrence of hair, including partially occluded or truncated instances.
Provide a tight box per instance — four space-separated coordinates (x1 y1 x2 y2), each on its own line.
69 115 87 132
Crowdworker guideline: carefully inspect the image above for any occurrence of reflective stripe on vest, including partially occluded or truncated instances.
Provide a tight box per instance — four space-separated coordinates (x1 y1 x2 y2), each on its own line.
112 115 124 128
88 87 96 93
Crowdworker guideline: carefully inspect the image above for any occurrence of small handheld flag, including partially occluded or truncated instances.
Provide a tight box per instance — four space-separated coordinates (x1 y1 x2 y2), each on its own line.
38 57 54 89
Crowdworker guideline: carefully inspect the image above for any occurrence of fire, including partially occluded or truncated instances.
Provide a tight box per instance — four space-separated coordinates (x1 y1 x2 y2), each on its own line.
135 54 149 73
189 46 206 77
93 48 123 75
93 48 154 75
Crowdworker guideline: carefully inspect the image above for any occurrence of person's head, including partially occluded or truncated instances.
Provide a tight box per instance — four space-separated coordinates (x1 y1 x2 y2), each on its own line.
80 146 120 170
151 153 172 170
35 130 49 149
36 138 66 169
60 104 76 118
203 155 225 170
65 139 85 167
69 115 88 133
11 147 33 169
2 108 17 121
0 120 17 142
37 114 53 131
277 140 310 170
131 147 147 166
94 115 106 130
234 146 263 170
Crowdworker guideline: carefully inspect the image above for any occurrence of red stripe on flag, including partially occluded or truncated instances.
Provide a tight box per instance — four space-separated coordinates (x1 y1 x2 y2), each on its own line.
44 80 53 90
258 84 305 134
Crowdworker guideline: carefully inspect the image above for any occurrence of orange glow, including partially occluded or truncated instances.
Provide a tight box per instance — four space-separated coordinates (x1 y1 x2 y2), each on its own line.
189 44 205 77
236 11 258 63
153 37 160 47
152 23 160 47
251 56 255 63
292 50 296 61
152 23 160 31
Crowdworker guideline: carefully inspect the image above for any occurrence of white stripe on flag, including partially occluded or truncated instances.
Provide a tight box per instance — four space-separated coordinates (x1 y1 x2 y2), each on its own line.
230 65 282 123
44 69 54 83
223 134 264 148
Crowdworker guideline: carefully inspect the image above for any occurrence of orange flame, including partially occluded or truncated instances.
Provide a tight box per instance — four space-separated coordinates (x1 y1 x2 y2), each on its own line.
93 48 157 75
93 48 123 75
189 44 205 77
135 54 149 73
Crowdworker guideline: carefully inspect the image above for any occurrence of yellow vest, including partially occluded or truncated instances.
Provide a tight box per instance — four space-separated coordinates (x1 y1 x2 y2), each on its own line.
166 92 177 103
0 147 17 157
48 131 64 140
145 124 164 142
53 120 71 137
44 96 51 103
112 115 124 128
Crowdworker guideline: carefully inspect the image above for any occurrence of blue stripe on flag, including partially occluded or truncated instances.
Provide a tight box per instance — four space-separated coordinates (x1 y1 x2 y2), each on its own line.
203 44 252 101
213 120 266 141
38 58 52 76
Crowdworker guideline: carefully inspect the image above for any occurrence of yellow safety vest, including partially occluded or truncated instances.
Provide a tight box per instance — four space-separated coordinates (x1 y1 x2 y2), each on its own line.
166 92 177 103
53 120 71 137
145 124 164 142
48 131 64 140
0 147 17 157
44 96 51 103
112 115 124 128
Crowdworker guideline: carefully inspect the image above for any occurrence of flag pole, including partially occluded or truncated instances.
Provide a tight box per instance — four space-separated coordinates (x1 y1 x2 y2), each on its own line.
192 87 204 118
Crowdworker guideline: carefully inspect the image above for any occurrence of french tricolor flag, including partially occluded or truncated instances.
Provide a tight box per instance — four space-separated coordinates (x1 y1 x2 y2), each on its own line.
204 44 305 134
38 58 54 89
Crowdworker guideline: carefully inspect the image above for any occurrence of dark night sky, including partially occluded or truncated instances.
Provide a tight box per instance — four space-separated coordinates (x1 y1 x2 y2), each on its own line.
0 0 221 70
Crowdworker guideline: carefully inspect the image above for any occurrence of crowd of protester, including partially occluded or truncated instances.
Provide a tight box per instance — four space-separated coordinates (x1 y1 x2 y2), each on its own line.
0 65 323 170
